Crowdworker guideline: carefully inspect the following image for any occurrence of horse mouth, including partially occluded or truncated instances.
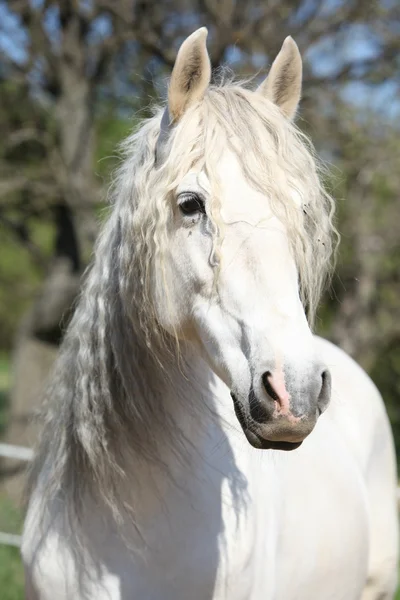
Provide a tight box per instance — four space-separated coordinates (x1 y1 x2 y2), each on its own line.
231 392 303 451
242 430 302 451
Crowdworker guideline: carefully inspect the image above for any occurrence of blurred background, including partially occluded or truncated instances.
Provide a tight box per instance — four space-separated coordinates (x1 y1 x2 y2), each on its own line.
0 1 399 597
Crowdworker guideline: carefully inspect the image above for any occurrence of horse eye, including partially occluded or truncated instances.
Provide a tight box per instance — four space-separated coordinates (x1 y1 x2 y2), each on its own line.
178 192 205 216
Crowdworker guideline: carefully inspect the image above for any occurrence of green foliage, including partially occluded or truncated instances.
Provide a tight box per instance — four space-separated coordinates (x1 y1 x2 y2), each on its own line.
0 497 24 600
95 113 133 181
371 342 400 465
0 545 24 600
0 223 51 350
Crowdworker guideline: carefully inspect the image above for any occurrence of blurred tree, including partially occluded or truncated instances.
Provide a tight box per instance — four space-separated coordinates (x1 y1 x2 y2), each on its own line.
0 0 399 478
0 0 175 475
314 106 400 459
323 111 400 371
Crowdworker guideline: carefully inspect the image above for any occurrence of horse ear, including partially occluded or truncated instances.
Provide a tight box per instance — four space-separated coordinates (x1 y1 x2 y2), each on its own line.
168 27 211 123
257 37 302 120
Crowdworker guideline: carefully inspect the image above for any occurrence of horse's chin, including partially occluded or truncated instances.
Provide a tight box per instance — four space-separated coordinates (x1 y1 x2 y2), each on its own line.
231 392 304 451
241 428 303 451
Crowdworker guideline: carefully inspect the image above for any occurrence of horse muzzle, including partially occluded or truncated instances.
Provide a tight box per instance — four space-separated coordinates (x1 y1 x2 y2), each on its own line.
231 364 331 450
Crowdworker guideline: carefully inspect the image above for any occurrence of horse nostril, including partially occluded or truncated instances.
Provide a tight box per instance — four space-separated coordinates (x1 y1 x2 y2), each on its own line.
262 371 280 402
249 372 281 424
318 369 331 413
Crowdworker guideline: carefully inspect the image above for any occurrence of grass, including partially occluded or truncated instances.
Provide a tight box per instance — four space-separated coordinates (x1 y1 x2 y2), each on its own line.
0 544 24 600
0 497 24 600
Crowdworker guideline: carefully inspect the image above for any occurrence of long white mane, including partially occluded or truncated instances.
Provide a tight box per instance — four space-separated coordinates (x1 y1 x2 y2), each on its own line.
27 79 337 534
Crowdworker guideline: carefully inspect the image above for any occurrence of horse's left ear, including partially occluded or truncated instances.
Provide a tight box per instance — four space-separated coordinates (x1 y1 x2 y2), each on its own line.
168 27 211 123
257 37 302 120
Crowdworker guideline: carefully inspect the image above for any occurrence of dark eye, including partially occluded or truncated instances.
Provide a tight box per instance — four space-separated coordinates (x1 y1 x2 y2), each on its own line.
178 192 205 216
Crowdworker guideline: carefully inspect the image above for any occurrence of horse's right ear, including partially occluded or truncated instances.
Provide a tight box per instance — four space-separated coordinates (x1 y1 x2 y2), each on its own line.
168 27 211 123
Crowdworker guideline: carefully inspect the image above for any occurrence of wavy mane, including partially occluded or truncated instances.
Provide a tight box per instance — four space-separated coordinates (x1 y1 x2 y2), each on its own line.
27 78 337 538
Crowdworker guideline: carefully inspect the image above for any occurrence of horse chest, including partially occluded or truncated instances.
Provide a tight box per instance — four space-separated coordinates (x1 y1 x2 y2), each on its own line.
25 415 370 600
122 420 369 600
210 416 370 599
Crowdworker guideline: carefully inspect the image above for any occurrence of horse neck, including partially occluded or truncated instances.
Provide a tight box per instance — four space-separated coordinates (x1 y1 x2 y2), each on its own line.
75 344 251 554
117 342 241 510
151 340 236 454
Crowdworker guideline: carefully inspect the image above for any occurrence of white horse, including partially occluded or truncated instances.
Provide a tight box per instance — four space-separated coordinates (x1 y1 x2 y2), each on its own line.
22 28 398 600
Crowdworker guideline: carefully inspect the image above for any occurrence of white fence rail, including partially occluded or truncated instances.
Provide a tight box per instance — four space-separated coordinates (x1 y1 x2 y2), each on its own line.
0 532 22 547
0 443 34 462
1 443 400 548
0 442 33 548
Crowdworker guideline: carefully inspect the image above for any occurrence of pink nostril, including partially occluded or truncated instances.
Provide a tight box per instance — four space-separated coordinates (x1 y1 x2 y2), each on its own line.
262 371 280 401
262 371 291 414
